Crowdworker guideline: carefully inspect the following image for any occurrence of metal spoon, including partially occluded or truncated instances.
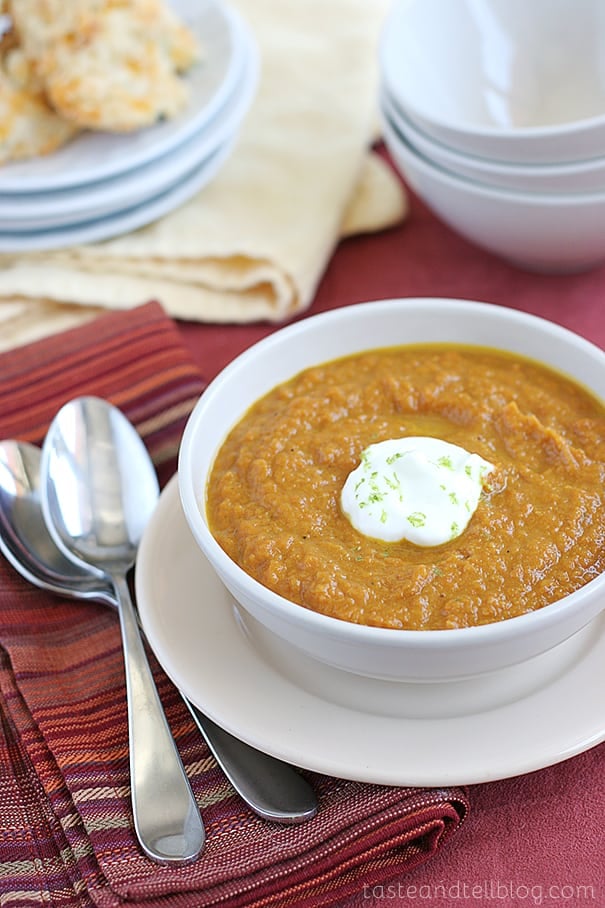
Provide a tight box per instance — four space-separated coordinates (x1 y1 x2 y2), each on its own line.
0 439 317 825
39 397 204 864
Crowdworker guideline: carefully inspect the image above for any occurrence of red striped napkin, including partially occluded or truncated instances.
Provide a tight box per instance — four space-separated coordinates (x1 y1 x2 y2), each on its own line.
0 302 469 907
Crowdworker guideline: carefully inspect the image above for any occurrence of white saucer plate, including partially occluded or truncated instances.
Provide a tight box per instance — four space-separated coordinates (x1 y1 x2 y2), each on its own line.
0 32 258 231
0 0 247 193
0 136 235 251
135 477 605 787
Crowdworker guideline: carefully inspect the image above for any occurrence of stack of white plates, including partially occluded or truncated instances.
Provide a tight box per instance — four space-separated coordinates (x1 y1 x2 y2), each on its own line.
0 0 258 252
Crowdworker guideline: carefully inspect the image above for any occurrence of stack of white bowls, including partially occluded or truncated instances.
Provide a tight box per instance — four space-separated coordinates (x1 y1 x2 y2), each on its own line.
0 0 258 252
379 0 605 272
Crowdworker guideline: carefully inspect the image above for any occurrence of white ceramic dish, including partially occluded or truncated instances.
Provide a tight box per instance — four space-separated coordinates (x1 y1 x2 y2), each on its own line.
380 0 605 164
178 298 605 683
0 0 247 193
0 136 235 251
135 477 605 786
0 35 258 230
383 114 605 273
382 88 605 194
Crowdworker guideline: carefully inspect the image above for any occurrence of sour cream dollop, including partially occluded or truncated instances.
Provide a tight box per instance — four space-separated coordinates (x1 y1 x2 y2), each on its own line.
340 436 495 546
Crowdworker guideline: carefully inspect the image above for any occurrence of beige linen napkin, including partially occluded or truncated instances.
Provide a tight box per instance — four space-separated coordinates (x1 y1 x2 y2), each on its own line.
0 0 406 346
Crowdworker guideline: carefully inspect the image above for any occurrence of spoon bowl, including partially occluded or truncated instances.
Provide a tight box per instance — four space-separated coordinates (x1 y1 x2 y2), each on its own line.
41 397 159 574
0 440 114 604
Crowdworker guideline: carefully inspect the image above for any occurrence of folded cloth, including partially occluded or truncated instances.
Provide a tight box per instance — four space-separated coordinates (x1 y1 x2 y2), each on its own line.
0 303 468 908
0 0 407 340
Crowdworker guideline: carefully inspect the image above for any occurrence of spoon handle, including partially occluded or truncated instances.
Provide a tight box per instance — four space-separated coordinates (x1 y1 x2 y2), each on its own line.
184 702 318 824
113 573 205 863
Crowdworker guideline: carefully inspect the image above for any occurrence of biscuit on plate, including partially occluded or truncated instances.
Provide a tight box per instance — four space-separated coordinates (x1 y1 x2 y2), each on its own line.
9 0 200 132
0 34 78 164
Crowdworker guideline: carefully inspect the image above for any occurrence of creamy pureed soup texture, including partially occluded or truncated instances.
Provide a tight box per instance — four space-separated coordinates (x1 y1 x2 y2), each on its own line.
207 345 605 630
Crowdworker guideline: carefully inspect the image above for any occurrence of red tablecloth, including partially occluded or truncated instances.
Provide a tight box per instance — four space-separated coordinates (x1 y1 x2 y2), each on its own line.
176 157 605 908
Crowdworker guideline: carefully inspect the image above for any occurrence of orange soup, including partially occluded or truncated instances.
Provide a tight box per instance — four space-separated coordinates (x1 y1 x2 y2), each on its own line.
207 345 605 630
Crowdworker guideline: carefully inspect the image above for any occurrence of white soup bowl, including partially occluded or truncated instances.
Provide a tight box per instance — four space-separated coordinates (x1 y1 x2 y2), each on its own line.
380 0 605 164
178 298 605 683
383 113 605 273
